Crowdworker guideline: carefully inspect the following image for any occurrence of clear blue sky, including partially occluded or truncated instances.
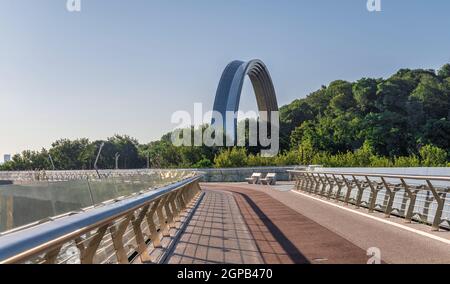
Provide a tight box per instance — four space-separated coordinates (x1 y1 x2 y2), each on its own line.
1 0 450 159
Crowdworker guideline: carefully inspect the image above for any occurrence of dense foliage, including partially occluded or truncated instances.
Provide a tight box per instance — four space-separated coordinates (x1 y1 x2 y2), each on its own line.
2 64 450 170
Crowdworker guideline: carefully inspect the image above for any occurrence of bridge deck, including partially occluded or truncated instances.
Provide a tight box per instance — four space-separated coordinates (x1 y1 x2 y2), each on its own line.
164 182 450 264
165 190 263 264
166 183 373 264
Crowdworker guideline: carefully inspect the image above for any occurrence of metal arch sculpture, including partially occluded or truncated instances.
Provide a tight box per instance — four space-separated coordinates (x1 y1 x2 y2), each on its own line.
212 59 279 141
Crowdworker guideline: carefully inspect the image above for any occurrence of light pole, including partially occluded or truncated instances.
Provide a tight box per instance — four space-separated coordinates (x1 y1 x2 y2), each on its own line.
94 142 105 178
48 154 56 170
115 152 120 170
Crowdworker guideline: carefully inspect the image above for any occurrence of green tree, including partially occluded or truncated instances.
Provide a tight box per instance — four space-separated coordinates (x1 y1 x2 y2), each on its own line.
353 78 378 112
327 80 355 113
107 135 142 169
411 75 449 119
438 64 450 78
49 138 91 170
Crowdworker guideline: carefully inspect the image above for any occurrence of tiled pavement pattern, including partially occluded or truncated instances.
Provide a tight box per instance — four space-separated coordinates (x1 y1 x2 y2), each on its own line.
166 184 369 264
166 190 263 264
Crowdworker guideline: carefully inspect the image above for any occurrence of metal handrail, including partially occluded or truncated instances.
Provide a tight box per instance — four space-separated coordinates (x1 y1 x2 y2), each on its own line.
0 174 204 264
289 170 450 231
288 170 450 182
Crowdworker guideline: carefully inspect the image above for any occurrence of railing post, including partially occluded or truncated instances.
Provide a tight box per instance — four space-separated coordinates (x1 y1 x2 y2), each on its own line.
131 204 152 263
299 173 306 191
352 176 365 208
176 186 188 211
401 178 418 224
167 192 180 227
75 225 109 264
342 175 353 205
164 192 177 229
146 199 162 249
181 184 193 208
187 181 201 203
43 245 62 264
381 177 397 218
426 180 445 231
170 190 183 225
305 173 313 192
294 173 301 190
311 174 320 194
332 174 343 200
317 174 327 196
324 174 335 199
156 195 170 237
109 213 133 264
422 190 434 223
365 176 379 213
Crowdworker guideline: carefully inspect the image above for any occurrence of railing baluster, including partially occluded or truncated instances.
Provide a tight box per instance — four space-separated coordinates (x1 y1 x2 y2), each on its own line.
43 245 62 264
342 175 353 205
365 176 378 213
312 174 320 194
75 225 109 264
156 195 170 237
381 177 396 218
164 192 177 230
401 178 418 224
131 205 151 263
110 213 133 264
426 180 445 231
324 174 334 199
146 199 162 249
317 174 327 196
352 175 365 208
332 174 343 200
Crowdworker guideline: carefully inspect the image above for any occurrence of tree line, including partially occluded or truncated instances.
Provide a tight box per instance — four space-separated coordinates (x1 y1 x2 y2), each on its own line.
1 63 450 170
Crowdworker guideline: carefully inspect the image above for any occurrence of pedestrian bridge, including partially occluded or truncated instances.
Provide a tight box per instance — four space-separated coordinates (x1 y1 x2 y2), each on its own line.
0 169 449 264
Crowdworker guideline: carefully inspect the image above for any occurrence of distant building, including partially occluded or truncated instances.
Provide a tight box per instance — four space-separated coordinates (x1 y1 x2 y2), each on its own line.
3 154 11 163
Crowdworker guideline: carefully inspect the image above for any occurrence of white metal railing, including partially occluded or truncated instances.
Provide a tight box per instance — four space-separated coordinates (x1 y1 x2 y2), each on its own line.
289 170 450 231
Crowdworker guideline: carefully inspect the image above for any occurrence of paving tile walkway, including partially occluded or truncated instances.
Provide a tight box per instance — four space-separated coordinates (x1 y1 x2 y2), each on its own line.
166 184 369 264
166 190 263 264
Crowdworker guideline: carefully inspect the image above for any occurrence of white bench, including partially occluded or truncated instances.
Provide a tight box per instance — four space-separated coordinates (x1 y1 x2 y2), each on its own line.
260 173 277 185
245 173 262 184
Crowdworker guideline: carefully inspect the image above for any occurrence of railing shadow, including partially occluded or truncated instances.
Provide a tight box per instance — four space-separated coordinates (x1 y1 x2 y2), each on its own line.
229 190 310 264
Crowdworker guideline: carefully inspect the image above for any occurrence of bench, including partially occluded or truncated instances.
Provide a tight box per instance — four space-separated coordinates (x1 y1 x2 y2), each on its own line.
261 173 277 185
245 173 262 184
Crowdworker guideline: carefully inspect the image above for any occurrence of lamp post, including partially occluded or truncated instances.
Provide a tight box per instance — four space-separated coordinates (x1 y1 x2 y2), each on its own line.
48 154 56 170
94 142 105 178
115 152 120 170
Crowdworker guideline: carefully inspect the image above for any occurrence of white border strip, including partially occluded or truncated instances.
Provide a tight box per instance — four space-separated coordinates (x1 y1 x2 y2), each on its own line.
291 190 450 245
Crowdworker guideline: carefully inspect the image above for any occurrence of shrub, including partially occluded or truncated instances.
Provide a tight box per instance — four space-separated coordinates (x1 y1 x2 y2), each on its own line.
247 154 273 167
370 156 393 167
214 147 248 168
353 141 375 167
393 156 420 167
274 150 300 166
419 145 447 167
192 158 214 168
